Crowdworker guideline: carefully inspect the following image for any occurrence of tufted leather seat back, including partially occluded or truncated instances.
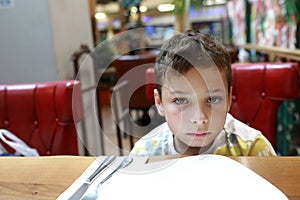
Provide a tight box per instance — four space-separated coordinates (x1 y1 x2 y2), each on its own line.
0 80 83 155
230 62 299 148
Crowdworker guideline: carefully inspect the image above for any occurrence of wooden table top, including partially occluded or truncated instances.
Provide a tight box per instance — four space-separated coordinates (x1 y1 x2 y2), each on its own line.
0 156 299 200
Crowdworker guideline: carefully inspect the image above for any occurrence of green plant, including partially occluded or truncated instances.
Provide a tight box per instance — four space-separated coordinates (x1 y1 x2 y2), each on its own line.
281 0 300 24
171 0 204 16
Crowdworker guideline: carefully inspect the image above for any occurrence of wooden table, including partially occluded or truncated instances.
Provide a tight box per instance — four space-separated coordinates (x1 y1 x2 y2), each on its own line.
0 156 299 200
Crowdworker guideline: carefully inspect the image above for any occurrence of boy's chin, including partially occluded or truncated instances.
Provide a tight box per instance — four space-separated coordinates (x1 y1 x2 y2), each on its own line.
180 146 202 156
188 140 213 148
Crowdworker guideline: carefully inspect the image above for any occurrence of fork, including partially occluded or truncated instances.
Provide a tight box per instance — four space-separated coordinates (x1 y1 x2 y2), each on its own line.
82 157 133 200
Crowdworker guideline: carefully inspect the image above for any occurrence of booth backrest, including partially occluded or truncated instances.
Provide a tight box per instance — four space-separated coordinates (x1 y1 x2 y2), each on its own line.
0 80 84 155
145 62 299 149
230 62 299 148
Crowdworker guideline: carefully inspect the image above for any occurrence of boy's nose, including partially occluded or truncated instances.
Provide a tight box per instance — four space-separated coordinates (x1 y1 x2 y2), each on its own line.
190 104 209 125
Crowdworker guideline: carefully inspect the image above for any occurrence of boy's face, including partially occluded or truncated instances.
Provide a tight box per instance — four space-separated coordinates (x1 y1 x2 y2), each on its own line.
154 67 232 154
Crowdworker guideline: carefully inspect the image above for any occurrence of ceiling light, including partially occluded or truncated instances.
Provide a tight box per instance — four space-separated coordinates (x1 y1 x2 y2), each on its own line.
131 6 138 14
203 0 214 6
95 12 107 20
157 4 175 12
203 0 227 6
139 5 148 13
215 0 227 4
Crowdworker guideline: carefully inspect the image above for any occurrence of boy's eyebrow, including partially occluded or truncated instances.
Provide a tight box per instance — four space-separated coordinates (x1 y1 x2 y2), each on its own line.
206 88 226 94
169 88 225 95
169 89 188 95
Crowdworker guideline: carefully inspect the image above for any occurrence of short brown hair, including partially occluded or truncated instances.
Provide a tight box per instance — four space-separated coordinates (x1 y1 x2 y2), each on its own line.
155 30 232 96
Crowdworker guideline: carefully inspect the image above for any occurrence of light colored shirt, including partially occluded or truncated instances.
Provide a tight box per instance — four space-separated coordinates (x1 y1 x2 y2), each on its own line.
130 114 277 157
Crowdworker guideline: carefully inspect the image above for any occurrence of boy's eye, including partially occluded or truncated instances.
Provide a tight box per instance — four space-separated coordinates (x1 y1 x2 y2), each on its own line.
208 97 222 104
174 98 188 105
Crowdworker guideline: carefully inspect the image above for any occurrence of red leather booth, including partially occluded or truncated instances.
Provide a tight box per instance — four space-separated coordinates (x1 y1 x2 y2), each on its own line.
145 62 299 149
0 80 84 155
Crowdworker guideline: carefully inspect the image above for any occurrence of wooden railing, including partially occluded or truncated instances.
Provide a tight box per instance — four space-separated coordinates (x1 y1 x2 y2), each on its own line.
238 44 300 62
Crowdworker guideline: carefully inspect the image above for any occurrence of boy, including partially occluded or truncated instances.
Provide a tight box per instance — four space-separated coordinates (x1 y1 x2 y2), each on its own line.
130 30 276 157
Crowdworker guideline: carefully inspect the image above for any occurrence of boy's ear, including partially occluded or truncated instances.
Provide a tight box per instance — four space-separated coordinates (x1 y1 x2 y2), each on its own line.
154 89 165 116
227 86 233 112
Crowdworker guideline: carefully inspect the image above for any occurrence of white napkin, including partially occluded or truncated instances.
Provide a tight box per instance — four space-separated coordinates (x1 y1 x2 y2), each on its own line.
59 155 287 200
57 156 148 200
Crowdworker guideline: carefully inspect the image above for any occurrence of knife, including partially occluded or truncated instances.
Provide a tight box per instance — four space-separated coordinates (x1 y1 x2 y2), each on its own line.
81 157 134 200
68 155 116 200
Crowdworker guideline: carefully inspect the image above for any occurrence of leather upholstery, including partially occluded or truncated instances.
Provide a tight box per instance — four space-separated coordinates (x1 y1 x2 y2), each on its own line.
0 80 84 155
145 62 299 149
230 62 299 148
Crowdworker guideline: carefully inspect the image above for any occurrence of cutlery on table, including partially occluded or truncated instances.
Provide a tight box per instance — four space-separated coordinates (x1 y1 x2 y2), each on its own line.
82 157 133 200
68 155 116 200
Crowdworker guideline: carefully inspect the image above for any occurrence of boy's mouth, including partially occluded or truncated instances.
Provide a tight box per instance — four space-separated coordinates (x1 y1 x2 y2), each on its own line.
186 132 209 138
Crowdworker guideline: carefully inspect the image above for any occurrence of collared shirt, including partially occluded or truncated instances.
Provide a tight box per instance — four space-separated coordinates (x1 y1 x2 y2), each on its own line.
130 114 277 157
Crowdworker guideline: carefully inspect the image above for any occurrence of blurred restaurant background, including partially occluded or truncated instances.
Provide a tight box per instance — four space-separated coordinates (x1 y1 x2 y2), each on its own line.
0 0 299 156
